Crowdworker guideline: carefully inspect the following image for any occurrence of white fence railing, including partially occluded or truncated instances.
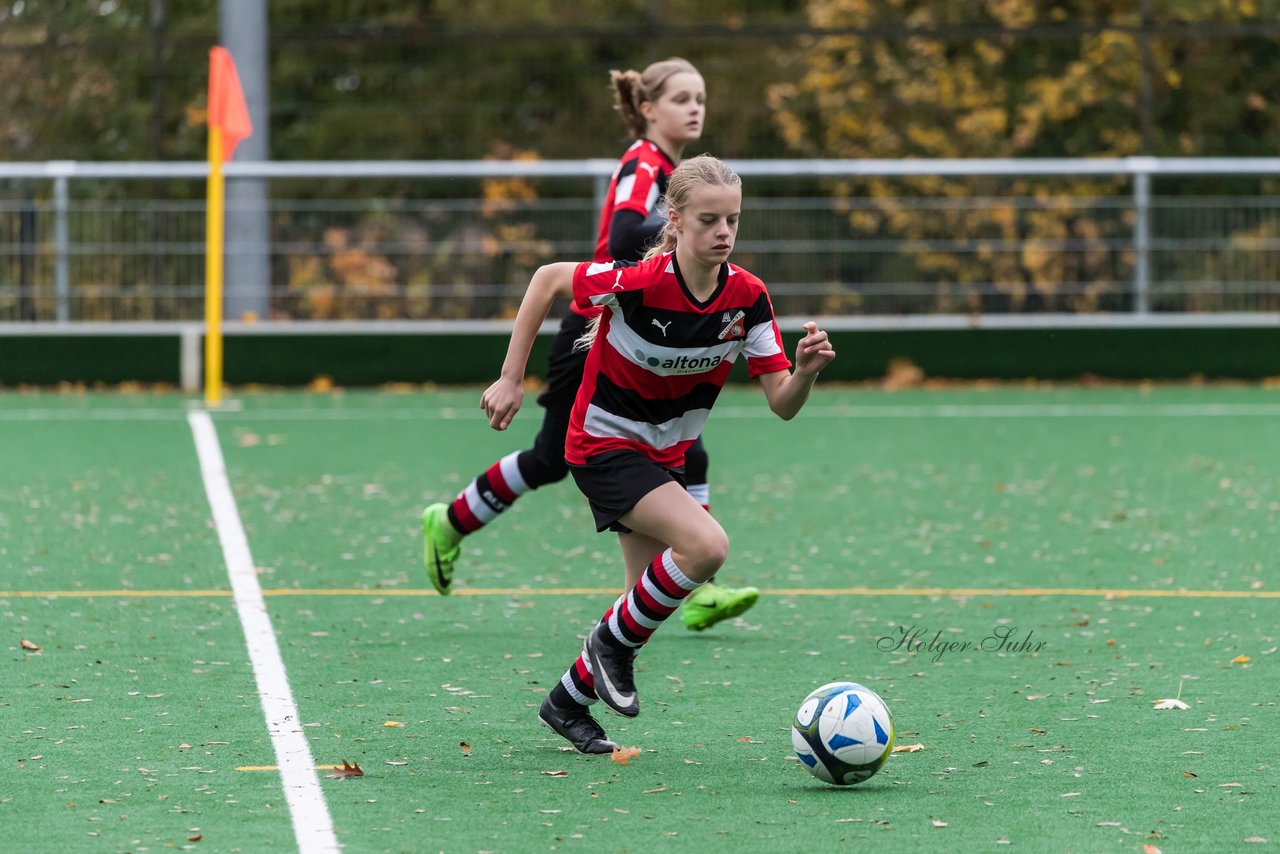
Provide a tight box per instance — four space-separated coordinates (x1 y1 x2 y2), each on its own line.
4 158 1280 324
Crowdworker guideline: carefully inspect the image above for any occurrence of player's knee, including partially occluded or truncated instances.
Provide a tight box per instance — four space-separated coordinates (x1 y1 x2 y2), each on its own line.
703 530 729 572
683 524 729 579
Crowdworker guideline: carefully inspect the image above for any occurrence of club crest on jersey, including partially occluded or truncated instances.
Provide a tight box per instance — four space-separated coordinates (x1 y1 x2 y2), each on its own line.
717 310 746 341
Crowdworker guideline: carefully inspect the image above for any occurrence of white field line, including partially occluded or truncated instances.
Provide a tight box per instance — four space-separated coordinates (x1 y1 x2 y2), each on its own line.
187 410 339 854
8 401 1280 422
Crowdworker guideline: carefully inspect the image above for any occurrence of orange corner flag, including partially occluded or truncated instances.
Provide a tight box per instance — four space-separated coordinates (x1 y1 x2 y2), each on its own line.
208 46 252 162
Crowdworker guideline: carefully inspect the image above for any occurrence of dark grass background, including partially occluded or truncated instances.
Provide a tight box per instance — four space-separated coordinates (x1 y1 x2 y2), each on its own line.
2 386 1278 852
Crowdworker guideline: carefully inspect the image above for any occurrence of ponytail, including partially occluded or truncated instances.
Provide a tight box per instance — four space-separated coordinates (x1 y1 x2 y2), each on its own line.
608 57 700 140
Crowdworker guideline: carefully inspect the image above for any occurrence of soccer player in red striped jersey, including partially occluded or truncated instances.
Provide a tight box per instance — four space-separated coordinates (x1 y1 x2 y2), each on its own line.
481 156 836 754
422 59 758 631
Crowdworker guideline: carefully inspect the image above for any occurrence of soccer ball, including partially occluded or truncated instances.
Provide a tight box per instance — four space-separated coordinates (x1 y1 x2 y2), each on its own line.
792 681 894 785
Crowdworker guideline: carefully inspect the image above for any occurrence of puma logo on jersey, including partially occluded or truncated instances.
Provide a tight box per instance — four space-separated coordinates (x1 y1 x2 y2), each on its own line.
612 270 625 290
638 162 659 178
651 318 672 336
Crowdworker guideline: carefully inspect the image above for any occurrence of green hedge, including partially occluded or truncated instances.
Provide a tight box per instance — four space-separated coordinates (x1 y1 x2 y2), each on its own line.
2 326 1277 387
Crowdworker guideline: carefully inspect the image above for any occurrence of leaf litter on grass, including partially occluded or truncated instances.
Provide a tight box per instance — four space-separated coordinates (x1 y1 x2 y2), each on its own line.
325 759 363 779
610 746 641 766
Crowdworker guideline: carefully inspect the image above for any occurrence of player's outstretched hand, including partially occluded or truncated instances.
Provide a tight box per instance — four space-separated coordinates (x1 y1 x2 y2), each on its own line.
481 377 524 431
795 321 836 376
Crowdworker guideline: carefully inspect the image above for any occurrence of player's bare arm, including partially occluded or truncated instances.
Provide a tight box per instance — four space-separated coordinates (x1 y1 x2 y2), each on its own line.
758 321 836 420
481 262 576 430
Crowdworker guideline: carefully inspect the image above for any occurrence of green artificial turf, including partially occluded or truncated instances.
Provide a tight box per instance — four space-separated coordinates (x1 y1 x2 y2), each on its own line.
2 385 1277 852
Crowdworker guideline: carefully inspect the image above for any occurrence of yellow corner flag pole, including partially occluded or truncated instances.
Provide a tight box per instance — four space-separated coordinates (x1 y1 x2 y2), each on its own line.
204 126 225 406
205 45 251 407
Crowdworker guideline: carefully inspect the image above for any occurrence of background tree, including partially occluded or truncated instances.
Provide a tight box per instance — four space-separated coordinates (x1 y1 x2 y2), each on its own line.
4 1 1279 318
765 0 1280 312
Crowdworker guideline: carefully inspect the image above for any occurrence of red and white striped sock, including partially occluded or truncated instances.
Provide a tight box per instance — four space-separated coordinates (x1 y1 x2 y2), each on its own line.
604 549 701 648
551 598 624 706
686 482 710 513
446 451 531 536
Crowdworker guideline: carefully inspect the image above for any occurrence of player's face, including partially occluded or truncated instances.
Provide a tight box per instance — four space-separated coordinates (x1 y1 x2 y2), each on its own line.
673 183 741 267
645 72 706 146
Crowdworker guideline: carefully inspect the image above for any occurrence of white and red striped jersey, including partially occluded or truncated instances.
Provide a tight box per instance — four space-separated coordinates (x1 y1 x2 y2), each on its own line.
593 140 676 263
565 252 792 468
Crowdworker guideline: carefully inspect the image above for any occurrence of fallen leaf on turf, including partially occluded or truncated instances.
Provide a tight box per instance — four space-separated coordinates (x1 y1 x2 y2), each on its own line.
325 760 363 779
384 721 404 727
1153 699 1189 710
20 639 40 651
611 746 641 766
736 737 763 744
459 741 471 753
541 770 568 777
1143 845 1162 854
187 834 202 842
892 743 925 753
1231 655 1250 664
1183 771 1197 777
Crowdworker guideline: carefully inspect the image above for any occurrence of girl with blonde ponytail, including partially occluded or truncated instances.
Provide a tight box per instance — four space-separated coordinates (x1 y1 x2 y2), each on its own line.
424 59 753 626
480 155 837 755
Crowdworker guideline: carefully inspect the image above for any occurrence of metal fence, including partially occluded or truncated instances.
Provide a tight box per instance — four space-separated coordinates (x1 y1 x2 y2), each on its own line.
3 158 1280 325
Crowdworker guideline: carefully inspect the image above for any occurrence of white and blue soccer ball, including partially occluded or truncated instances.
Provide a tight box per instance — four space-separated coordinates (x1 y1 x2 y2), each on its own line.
792 681 895 785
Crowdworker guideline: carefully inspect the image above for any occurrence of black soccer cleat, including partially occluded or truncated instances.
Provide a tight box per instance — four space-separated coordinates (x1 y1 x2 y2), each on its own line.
538 695 618 755
585 628 640 717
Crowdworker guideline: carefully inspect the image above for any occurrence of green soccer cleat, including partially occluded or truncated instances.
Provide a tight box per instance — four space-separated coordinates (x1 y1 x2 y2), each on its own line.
681 582 760 631
421 503 462 594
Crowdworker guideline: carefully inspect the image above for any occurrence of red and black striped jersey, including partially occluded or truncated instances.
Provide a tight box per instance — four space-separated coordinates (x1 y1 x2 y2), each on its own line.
565 252 792 468
593 140 676 263
570 140 676 319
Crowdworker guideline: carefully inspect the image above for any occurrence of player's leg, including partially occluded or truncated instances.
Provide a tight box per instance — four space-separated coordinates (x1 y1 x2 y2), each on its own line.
679 434 760 630
684 434 710 510
585 478 728 716
540 528 665 751
422 313 587 594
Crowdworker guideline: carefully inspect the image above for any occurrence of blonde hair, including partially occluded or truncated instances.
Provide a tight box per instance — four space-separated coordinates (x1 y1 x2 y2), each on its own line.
575 155 742 352
642 154 741 261
610 57 701 139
